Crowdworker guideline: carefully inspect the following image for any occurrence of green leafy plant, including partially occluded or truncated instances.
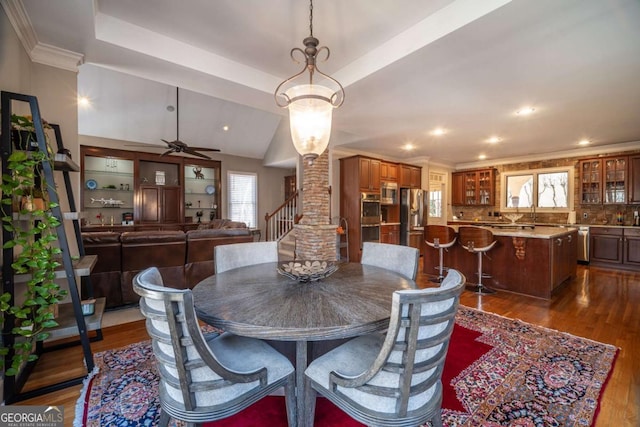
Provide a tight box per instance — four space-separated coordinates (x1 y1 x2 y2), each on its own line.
0 149 67 376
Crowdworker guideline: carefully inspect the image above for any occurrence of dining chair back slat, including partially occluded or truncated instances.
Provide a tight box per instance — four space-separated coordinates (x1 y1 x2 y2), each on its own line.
361 241 420 280
214 241 278 274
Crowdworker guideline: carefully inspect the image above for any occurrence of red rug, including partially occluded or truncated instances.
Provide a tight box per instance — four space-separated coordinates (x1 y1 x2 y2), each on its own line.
76 306 617 426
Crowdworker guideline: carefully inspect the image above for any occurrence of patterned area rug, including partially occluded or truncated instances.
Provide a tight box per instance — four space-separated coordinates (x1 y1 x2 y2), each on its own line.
76 306 617 426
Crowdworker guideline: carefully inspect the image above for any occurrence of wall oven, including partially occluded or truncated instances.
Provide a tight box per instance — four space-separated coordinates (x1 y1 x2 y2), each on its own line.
361 224 380 245
361 192 381 224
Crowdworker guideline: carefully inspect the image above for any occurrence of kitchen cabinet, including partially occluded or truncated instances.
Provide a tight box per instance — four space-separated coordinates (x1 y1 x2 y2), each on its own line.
451 168 495 206
139 185 181 224
629 155 640 203
551 232 577 289
590 227 623 264
579 156 628 205
380 224 400 244
408 231 424 256
399 164 421 188
380 162 398 182
359 157 381 192
590 226 640 271
624 228 640 266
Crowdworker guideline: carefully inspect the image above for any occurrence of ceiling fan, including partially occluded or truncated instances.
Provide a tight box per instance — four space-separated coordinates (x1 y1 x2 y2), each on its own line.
128 87 221 160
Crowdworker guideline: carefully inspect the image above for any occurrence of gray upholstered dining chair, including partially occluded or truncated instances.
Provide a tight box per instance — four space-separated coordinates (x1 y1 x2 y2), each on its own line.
133 267 296 427
214 241 278 274
303 268 465 427
361 241 420 280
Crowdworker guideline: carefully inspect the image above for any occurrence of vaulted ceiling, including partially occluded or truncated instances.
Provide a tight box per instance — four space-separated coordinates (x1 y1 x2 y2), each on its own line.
10 0 640 168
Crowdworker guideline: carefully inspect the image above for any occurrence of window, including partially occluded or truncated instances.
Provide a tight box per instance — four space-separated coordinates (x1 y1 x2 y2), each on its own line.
428 172 445 218
228 171 257 227
502 167 573 212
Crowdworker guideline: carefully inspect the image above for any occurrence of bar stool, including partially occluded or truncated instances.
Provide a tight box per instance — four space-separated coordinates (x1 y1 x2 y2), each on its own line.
458 226 497 294
424 225 457 283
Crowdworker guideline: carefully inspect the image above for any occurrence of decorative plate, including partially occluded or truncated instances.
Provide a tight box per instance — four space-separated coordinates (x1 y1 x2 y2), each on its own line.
86 179 98 190
278 261 338 283
205 185 215 195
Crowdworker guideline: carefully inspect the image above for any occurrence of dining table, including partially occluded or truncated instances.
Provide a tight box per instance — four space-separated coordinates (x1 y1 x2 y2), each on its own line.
192 261 416 427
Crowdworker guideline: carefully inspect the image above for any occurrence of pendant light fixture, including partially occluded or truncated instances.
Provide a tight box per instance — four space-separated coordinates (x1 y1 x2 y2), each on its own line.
274 0 345 164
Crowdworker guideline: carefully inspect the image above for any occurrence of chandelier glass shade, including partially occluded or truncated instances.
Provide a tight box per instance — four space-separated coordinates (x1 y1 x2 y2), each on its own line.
275 1 344 164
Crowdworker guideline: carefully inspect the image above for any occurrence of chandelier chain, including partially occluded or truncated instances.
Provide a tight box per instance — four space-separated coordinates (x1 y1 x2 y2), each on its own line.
309 0 313 37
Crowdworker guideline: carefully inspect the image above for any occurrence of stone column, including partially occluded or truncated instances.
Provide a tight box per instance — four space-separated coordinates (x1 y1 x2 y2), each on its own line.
294 151 337 261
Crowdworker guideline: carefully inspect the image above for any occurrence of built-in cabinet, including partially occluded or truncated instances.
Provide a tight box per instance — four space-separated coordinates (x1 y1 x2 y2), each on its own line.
590 227 640 271
359 157 381 192
451 168 495 206
340 155 421 262
579 156 628 205
380 162 398 182
399 164 421 188
81 146 221 228
629 155 640 203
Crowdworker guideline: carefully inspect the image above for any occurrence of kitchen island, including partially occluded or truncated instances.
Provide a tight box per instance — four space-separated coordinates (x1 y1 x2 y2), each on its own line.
424 225 578 299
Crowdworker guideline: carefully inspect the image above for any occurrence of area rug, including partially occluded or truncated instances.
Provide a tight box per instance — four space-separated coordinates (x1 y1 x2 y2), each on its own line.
76 306 618 426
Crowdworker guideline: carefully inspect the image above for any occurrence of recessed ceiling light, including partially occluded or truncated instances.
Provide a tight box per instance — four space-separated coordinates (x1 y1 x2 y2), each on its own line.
431 127 447 136
222 125 230 132
78 96 91 107
402 143 415 151
515 106 536 116
486 136 502 143
478 154 487 160
166 105 175 112
579 139 590 146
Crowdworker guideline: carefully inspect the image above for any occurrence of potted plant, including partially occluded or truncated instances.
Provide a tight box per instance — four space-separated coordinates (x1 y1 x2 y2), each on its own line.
0 148 67 376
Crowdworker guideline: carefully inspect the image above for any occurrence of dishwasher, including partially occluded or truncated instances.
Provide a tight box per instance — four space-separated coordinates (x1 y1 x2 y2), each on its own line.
577 226 589 263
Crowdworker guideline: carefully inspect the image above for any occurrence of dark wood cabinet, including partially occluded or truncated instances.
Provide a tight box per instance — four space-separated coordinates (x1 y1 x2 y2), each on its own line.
590 226 640 271
359 157 381 192
140 185 181 224
629 155 640 204
380 224 400 244
81 146 221 228
399 164 421 188
551 232 577 289
623 228 640 266
451 168 495 206
590 227 623 264
380 162 398 182
580 156 628 205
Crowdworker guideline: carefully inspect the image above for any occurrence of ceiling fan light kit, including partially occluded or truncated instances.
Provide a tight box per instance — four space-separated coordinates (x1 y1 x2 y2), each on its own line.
274 0 344 164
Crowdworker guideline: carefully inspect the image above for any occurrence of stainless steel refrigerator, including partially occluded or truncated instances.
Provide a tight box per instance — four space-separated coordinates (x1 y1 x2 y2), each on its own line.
400 188 427 247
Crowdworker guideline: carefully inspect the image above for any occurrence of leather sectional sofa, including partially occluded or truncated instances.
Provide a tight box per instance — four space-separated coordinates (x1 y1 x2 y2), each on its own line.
82 224 253 309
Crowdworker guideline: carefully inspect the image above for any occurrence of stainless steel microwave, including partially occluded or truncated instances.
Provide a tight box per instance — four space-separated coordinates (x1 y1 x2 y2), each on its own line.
381 182 398 205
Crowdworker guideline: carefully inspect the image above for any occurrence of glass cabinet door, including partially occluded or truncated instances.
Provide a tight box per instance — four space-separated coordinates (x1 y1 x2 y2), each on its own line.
464 172 477 205
580 160 601 204
604 157 626 204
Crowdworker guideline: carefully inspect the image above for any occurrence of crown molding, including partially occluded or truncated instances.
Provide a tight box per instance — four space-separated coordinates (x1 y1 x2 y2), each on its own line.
1 0 84 72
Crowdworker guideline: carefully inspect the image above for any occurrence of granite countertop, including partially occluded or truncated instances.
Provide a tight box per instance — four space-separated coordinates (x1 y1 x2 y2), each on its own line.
448 219 640 229
448 224 577 239
380 222 401 226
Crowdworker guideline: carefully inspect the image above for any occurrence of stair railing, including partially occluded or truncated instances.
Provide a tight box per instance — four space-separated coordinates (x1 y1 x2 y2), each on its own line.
265 190 299 241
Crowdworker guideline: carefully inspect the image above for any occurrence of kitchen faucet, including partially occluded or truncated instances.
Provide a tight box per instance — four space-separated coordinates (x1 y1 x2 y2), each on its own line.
530 204 537 223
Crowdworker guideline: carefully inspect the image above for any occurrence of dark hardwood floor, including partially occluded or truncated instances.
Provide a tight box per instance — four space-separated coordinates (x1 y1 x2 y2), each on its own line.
14 264 640 427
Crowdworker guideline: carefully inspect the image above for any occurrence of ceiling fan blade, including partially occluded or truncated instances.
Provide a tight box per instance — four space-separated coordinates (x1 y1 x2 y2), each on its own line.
183 148 212 160
189 146 221 152
159 149 174 157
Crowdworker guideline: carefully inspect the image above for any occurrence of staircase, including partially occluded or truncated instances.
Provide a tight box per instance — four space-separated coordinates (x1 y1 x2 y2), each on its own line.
265 191 299 261
278 229 296 261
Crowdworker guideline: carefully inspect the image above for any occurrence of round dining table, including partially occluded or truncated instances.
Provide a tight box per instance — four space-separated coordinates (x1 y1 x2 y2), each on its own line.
192 261 416 427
